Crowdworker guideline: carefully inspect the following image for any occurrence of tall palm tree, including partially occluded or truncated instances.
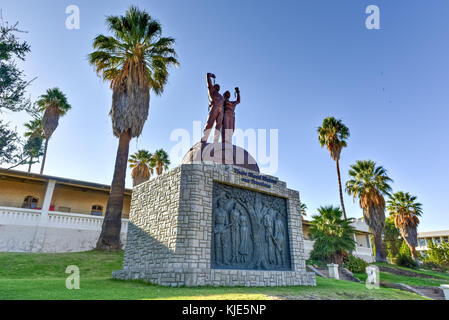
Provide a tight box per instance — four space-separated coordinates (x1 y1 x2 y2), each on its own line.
88 6 178 250
387 191 423 262
24 117 44 172
37 88 71 174
309 205 356 264
129 149 154 186
346 160 393 262
318 117 350 219
153 148 170 175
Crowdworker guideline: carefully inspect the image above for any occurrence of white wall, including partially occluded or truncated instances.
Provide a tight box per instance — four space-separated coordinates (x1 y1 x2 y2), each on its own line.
0 206 128 253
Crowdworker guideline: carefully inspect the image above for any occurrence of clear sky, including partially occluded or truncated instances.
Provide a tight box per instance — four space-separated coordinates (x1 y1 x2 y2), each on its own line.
1 0 448 231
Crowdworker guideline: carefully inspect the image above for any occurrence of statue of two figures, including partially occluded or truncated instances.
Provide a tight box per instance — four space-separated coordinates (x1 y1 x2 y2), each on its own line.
201 73 240 144
212 187 288 270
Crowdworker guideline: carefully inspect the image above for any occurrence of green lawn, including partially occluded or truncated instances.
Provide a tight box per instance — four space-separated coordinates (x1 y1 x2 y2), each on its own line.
0 251 426 300
353 263 449 288
374 262 449 281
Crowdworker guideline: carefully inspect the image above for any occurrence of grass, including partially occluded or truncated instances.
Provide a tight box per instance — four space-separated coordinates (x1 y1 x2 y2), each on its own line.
353 262 449 288
0 250 427 300
374 262 449 281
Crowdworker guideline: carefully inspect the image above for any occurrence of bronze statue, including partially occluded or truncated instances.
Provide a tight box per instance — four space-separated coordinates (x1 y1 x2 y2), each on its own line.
222 87 240 143
201 73 224 143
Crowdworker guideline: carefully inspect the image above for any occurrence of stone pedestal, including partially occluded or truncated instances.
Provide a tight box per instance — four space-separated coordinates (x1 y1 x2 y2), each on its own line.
441 285 449 300
112 163 315 287
327 263 340 280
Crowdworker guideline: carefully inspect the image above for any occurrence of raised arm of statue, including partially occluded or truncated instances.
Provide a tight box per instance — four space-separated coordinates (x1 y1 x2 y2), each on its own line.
235 87 240 104
207 73 215 97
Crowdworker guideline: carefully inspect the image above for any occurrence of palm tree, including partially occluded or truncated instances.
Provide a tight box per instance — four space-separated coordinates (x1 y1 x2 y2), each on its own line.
153 148 170 175
318 117 350 219
129 150 154 186
24 117 44 172
309 205 356 264
37 88 71 174
299 202 307 216
346 160 393 262
387 191 423 262
88 6 178 250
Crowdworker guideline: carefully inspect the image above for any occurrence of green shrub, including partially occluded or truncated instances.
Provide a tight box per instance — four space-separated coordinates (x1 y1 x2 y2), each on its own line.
343 255 368 274
422 261 441 271
423 242 449 271
383 216 403 259
396 254 418 269
309 206 356 264
399 241 412 257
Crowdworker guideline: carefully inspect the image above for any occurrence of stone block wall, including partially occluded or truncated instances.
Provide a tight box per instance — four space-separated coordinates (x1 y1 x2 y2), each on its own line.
113 163 315 287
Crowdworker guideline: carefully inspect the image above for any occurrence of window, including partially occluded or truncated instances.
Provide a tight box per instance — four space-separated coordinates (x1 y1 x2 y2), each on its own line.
418 238 426 247
434 238 442 245
443 237 448 243
366 235 371 248
91 205 103 216
22 196 38 209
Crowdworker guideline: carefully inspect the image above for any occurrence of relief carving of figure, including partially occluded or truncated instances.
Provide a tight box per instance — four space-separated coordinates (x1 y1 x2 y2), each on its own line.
273 210 285 266
212 183 290 270
214 197 230 265
263 212 275 265
238 213 250 263
229 203 241 263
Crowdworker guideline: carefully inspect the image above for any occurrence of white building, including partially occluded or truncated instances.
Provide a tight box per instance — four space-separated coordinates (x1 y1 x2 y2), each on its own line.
302 218 375 263
416 230 449 253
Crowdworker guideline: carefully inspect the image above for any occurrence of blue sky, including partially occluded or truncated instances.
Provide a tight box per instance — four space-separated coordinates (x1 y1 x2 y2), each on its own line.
1 0 448 231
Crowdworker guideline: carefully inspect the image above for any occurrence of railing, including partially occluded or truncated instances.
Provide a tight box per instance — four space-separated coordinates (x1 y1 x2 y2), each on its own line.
354 246 373 256
0 206 128 233
0 206 42 226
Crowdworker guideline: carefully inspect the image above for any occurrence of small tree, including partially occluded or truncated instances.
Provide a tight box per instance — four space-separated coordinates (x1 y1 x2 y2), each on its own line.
309 205 356 265
129 150 154 186
153 149 170 175
0 18 32 112
424 242 449 270
299 202 307 216
383 216 404 259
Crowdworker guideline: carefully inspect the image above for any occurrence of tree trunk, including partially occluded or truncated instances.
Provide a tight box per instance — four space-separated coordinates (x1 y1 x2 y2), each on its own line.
96 130 131 251
409 246 419 263
398 224 419 263
335 159 347 219
40 139 49 175
28 156 33 173
373 232 387 262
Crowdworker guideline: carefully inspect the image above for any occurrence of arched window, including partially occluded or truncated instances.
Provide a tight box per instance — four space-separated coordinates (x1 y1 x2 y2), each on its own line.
22 196 39 209
91 205 103 216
